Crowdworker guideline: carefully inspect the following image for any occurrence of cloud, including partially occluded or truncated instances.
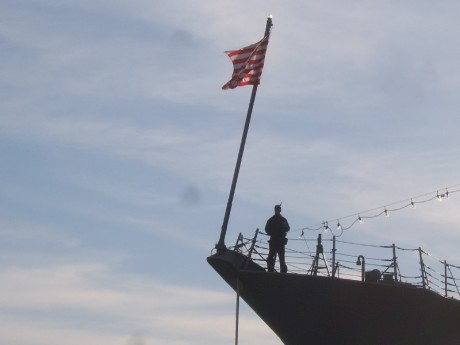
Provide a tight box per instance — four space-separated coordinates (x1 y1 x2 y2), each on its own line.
0 261 280 345
0 221 79 248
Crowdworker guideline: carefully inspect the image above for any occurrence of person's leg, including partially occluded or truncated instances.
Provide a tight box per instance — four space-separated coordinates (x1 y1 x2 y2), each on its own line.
278 245 287 273
267 241 276 272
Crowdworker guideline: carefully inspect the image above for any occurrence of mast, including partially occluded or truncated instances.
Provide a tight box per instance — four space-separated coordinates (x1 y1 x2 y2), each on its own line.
216 16 273 253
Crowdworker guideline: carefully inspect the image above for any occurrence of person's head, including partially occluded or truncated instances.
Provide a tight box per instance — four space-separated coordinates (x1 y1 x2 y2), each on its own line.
274 204 281 215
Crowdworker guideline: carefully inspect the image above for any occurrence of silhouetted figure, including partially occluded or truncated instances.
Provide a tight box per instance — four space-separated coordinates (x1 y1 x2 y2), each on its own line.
265 204 290 273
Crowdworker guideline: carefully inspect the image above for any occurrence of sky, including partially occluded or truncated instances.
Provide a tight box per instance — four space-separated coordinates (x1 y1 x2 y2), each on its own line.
1 1 460 344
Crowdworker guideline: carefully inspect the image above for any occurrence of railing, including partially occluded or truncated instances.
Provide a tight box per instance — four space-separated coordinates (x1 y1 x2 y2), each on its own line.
229 229 460 300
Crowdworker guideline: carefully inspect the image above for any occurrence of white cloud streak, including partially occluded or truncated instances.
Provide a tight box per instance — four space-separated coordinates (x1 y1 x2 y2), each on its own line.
0 262 279 345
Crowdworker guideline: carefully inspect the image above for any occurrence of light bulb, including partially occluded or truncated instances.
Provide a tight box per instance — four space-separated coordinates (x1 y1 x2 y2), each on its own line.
437 191 443 201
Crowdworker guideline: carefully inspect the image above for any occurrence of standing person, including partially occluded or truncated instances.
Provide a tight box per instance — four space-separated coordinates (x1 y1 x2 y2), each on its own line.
265 204 290 273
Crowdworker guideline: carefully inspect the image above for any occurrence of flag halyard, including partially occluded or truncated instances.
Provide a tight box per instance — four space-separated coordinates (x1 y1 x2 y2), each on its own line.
222 35 270 90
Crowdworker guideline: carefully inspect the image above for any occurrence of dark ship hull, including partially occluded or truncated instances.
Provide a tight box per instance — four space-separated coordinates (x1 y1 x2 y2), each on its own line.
208 249 460 345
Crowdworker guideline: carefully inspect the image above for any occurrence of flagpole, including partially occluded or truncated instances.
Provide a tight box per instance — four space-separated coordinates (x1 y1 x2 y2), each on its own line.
217 16 273 253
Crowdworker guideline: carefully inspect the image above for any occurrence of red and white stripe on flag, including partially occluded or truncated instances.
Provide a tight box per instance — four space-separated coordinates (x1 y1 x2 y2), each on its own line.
222 35 270 90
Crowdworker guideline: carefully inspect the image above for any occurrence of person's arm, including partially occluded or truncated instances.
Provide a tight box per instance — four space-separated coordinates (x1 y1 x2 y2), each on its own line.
283 217 290 232
265 219 271 235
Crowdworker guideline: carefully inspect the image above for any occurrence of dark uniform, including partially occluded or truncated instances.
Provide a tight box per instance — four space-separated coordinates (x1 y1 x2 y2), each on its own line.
265 205 290 273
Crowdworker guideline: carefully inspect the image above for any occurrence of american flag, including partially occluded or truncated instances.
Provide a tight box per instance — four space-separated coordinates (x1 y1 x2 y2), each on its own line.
222 35 270 90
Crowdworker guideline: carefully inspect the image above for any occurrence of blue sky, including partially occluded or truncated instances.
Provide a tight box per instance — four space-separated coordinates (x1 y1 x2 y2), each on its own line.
2 1 460 344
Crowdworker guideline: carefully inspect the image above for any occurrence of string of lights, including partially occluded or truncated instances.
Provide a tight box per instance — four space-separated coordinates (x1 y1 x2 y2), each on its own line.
295 184 460 237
